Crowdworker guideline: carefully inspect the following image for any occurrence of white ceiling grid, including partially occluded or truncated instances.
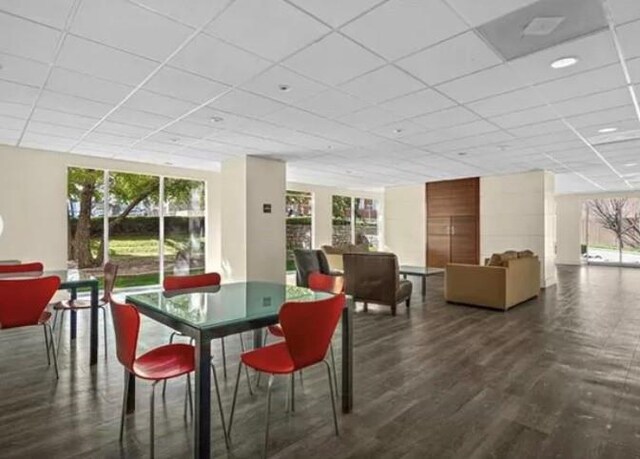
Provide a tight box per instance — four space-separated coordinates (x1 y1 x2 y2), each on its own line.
0 0 638 192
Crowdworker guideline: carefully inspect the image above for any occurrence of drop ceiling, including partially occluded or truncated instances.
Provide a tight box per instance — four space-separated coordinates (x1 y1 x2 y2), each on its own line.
0 0 639 194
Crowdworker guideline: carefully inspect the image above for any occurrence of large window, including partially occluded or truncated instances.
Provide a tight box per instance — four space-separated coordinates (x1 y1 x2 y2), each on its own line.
286 191 312 270
583 197 640 266
67 167 206 288
332 195 380 249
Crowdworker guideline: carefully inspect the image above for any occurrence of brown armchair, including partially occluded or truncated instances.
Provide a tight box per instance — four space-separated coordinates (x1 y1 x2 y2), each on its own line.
343 252 413 316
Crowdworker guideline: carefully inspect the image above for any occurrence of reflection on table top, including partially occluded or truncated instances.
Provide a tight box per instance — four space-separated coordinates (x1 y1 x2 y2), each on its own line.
126 281 335 330
0 269 98 286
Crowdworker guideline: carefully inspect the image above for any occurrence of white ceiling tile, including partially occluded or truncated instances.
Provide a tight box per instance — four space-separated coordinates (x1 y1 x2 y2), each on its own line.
379 88 455 118
552 87 632 117
21 132 76 150
0 11 61 62
412 106 480 130
287 0 382 27
31 107 99 129
608 0 640 26
509 30 619 86
241 65 326 103
628 57 640 84
294 89 369 118
342 0 467 60
0 0 75 29
82 131 138 147
508 119 570 138
566 105 637 129
436 64 525 103
618 19 640 59
0 52 50 87
95 120 150 138
466 87 544 118
398 31 502 85
445 0 538 27
490 105 559 129
533 64 627 102
338 106 399 129
46 67 133 104
209 0 329 61
57 35 158 86
162 120 216 139
129 0 228 28
108 107 173 129
0 79 40 105
122 90 197 118
144 67 229 104
371 120 426 139
283 33 385 85
71 0 193 61
340 65 423 103
579 118 639 137
0 126 19 144
0 114 25 131
25 120 86 138
208 90 285 117
0 100 32 119
171 34 271 85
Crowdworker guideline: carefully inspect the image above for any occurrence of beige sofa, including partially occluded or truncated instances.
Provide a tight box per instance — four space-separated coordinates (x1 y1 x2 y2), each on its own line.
445 252 540 310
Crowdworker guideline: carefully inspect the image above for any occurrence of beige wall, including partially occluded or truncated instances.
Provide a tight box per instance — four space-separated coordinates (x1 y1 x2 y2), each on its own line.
480 170 556 287
384 184 426 266
0 144 221 271
286 181 383 248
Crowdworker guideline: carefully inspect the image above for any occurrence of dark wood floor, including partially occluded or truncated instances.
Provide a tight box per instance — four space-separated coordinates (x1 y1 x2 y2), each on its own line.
2 265 640 458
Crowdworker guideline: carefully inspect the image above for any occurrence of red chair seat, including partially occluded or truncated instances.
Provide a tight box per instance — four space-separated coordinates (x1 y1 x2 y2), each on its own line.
133 343 195 381
54 299 95 310
38 311 52 324
241 342 295 374
267 324 284 337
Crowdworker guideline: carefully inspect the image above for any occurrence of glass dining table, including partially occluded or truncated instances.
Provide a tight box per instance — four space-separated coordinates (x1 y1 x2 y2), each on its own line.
126 281 354 459
0 269 100 365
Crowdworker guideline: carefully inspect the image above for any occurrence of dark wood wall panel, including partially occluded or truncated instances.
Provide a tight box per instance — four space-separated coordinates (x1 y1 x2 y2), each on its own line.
426 178 479 267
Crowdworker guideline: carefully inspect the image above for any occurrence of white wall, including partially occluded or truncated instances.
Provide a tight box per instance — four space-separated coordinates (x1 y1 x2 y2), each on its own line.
384 184 425 265
0 144 220 271
481 170 556 287
286 181 383 248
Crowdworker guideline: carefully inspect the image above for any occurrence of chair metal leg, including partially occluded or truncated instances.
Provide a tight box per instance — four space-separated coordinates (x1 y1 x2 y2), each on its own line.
120 370 131 442
221 337 227 379
52 309 59 331
162 332 179 398
323 360 339 436
211 364 230 449
290 372 295 413
239 333 253 395
56 309 65 354
43 325 51 365
263 374 275 459
150 381 158 459
100 306 108 359
47 323 59 380
227 362 243 438
330 343 339 395
184 373 193 419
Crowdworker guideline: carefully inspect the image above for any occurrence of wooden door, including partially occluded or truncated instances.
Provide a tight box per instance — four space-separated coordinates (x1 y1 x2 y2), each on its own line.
427 217 450 268
450 215 478 264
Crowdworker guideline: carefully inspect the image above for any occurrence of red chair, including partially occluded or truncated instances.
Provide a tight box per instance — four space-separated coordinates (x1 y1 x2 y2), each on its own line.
162 272 252 397
53 262 118 358
0 262 44 274
111 299 229 457
0 276 61 379
228 294 345 457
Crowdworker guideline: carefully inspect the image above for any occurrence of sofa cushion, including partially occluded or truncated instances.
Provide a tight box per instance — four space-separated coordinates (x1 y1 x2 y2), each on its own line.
487 253 503 267
517 249 535 258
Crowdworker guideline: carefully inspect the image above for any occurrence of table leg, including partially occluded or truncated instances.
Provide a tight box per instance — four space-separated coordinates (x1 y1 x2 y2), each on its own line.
125 370 136 414
253 328 263 349
341 301 353 413
421 275 426 297
194 334 212 459
402 273 407 280
90 282 99 366
70 288 77 341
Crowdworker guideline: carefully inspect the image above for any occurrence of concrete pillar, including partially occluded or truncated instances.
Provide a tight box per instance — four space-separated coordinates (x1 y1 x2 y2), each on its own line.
221 156 286 283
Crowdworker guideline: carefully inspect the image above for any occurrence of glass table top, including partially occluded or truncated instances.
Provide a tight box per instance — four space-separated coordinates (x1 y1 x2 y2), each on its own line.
398 265 445 275
126 281 335 330
0 269 97 285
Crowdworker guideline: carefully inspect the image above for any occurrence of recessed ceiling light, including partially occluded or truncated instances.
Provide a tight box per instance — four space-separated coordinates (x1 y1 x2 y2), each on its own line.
458 152 467 156
164 161 173 165
278 84 291 92
393 128 403 134
598 127 618 133
625 162 638 167
169 138 180 143
550 56 578 69
210 115 224 123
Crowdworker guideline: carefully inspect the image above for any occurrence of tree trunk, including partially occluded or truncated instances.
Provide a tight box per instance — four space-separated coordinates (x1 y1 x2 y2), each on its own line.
73 182 97 269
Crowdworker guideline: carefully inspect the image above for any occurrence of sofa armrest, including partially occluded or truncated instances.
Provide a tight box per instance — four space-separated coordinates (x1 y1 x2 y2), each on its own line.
445 263 507 309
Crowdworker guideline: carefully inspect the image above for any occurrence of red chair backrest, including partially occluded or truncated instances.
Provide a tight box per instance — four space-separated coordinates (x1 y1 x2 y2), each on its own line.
0 276 60 329
0 262 44 274
163 272 221 291
308 272 344 294
280 293 345 370
109 299 140 371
